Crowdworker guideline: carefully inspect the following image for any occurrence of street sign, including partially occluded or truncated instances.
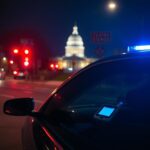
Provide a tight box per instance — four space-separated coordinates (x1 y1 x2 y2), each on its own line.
91 32 111 43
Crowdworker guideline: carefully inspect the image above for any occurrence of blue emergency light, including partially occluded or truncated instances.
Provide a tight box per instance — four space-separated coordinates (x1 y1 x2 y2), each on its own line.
128 45 150 52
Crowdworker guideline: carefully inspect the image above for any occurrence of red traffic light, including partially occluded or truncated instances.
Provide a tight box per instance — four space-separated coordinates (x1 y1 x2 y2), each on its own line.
25 57 29 61
13 49 19 54
24 49 29 55
24 61 29 67
10 60 14 64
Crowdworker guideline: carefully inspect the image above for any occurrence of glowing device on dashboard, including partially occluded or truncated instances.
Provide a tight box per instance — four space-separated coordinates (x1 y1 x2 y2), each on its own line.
98 106 115 117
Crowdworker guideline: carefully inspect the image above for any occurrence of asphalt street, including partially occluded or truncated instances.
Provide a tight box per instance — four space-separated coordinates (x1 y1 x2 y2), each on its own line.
0 79 62 150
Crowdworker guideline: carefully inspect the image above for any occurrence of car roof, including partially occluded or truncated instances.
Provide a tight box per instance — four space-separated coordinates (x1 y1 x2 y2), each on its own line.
88 51 150 67
51 51 150 100
60 51 150 87
68 51 150 79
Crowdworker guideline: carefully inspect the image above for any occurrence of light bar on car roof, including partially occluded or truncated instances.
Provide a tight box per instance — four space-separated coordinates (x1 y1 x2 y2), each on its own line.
128 45 150 52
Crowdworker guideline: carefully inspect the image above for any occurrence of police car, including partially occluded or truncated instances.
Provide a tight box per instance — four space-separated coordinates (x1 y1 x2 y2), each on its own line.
3 45 150 150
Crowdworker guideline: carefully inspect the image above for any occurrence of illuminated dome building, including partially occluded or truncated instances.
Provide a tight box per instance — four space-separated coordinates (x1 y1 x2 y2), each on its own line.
65 25 85 58
54 25 96 72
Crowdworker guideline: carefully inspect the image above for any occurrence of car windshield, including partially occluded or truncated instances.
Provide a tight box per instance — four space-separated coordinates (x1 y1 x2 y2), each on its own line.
45 57 150 109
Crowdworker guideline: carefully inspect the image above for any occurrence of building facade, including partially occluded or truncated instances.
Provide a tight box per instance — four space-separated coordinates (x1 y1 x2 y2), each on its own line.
55 25 96 72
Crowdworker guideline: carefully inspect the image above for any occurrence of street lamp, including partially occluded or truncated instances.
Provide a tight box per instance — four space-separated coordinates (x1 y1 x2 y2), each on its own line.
2 57 7 62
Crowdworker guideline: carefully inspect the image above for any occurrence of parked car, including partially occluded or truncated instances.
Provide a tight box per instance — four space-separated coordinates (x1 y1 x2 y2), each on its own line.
0 68 6 80
4 47 150 150
13 70 27 79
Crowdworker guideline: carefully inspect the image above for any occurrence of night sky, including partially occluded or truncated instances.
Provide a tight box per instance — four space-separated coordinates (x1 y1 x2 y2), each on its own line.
0 0 150 57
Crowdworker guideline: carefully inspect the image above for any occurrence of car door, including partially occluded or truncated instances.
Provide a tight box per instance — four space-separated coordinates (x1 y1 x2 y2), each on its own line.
33 57 150 150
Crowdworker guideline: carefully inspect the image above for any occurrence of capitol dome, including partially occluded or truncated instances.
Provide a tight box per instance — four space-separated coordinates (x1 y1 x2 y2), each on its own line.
65 25 85 58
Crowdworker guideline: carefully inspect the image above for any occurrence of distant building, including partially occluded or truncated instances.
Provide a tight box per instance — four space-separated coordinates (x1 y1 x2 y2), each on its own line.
65 25 85 58
54 25 96 72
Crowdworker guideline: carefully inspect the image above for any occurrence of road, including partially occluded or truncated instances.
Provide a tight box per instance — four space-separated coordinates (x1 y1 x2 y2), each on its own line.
0 79 62 150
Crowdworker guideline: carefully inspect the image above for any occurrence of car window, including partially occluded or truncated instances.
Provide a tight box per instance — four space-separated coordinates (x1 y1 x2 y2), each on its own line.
68 73 148 107
44 57 150 113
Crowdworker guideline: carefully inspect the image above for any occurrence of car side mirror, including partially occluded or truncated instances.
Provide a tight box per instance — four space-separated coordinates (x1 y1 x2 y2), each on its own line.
3 98 35 116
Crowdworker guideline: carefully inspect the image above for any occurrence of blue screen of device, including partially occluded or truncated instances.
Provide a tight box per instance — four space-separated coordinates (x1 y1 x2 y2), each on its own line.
98 106 115 117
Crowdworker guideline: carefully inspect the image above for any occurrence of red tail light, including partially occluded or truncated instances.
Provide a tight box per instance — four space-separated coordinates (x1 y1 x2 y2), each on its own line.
55 64 58 68
50 64 54 68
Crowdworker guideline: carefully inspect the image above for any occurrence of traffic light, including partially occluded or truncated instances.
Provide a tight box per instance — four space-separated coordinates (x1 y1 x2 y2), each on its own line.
13 49 19 54
9 60 14 64
10 47 32 69
24 61 29 67
25 57 29 61
23 49 31 68
24 49 29 55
